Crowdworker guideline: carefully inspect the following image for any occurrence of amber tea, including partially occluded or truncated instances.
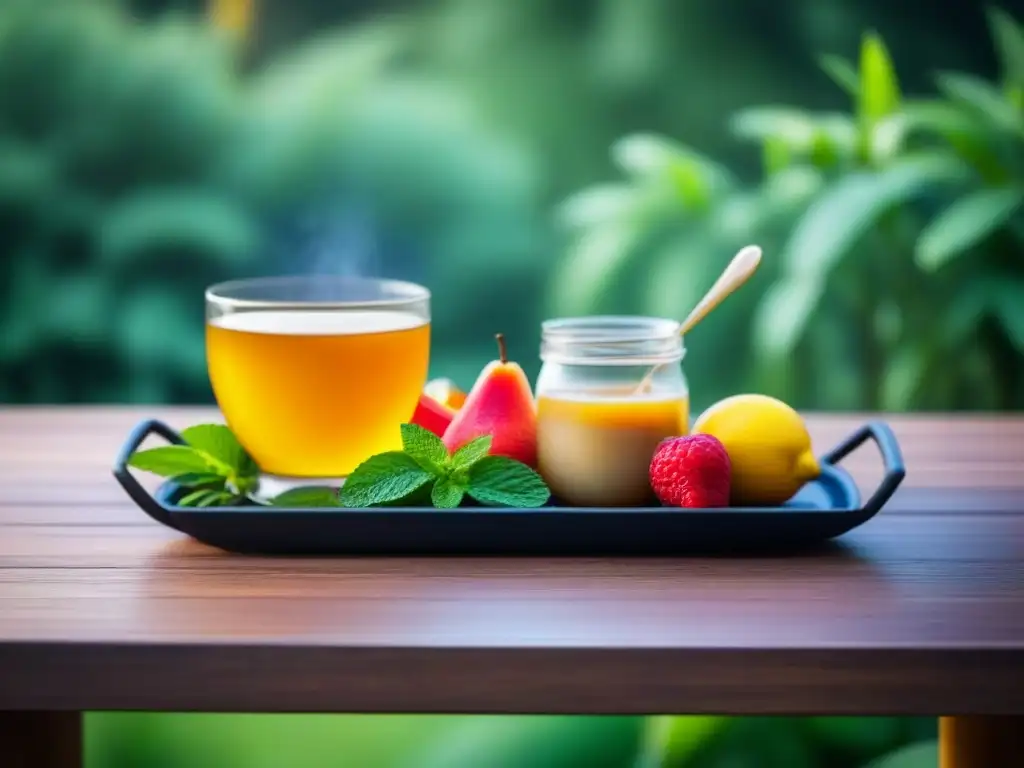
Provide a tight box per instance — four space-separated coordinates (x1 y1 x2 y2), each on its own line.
205 278 430 479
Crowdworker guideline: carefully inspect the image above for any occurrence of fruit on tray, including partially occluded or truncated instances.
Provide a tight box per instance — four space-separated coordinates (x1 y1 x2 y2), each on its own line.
649 434 731 508
692 394 820 506
410 394 455 437
424 378 467 410
442 333 538 467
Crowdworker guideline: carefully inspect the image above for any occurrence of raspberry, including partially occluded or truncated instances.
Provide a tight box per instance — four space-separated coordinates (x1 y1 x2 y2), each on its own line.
649 434 731 508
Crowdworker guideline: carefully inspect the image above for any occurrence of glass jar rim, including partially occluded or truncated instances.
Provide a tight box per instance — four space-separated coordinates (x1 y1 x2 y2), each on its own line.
540 315 684 365
206 275 430 311
542 315 682 342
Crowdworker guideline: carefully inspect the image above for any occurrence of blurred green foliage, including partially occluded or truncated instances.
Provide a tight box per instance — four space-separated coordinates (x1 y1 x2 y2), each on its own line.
87 713 938 768
0 0 550 400
633 716 938 768
0 0 1009 766
862 742 940 768
0 0 252 401
556 12 1024 413
3 0 1021 408
750 11 1024 412
414 715 644 768
88 713 478 768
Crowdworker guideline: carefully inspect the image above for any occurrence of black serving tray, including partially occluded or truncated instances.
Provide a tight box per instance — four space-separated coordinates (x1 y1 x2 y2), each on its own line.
113 419 905 556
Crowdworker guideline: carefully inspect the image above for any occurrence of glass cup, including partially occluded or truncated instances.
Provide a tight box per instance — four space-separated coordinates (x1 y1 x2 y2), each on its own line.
205 276 430 483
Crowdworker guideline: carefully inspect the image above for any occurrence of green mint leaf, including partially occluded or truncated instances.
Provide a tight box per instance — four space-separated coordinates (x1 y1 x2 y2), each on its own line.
450 435 492 470
340 451 435 508
181 423 259 487
431 478 466 509
466 456 551 508
178 488 239 508
128 445 214 478
172 473 228 489
178 489 212 507
399 423 449 473
268 486 342 508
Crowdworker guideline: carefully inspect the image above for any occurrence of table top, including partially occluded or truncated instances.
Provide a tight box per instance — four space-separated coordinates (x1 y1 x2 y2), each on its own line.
1 407 1022 716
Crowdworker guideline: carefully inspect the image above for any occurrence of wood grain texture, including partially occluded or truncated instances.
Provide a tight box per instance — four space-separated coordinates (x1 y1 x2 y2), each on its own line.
0 408 1022 714
2 644 1022 715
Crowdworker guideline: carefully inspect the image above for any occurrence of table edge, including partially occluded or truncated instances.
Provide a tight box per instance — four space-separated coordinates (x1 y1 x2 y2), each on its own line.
2 643 1022 715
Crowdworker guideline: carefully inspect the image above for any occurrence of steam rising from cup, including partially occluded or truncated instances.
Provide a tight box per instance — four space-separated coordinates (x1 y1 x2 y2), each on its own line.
275 199 381 301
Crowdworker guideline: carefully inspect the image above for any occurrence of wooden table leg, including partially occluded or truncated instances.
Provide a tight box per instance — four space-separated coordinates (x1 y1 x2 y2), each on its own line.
940 716 1023 768
0 711 82 768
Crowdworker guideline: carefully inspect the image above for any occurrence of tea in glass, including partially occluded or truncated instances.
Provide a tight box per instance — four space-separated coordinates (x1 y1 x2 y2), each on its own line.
205 277 430 479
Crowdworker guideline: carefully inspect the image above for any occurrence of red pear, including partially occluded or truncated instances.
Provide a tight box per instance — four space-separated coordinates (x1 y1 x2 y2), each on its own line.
442 334 538 467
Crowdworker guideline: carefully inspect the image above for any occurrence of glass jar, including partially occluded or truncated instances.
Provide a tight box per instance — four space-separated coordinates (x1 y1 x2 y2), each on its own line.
535 316 689 507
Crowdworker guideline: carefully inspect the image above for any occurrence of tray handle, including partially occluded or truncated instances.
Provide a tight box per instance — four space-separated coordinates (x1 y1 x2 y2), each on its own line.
112 419 186 529
821 420 906 515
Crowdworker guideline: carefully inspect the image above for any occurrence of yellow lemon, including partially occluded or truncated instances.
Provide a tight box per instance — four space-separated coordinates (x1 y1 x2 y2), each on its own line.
692 394 820 506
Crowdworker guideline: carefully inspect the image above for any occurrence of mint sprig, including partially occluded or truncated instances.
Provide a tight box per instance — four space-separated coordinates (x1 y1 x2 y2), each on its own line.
128 420 551 510
337 451 435 507
127 423 259 506
340 424 551 509
400 422 448 474
431 478 466 509
464 455 551 507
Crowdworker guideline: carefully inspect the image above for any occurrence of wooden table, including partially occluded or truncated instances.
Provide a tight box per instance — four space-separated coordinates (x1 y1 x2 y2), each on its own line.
1 408 1022 768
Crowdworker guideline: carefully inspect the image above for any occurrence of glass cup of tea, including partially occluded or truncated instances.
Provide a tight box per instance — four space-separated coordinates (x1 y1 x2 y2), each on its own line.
205 276 430 484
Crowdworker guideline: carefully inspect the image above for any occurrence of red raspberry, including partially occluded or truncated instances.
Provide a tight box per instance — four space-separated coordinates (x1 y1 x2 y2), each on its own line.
649 434 731 508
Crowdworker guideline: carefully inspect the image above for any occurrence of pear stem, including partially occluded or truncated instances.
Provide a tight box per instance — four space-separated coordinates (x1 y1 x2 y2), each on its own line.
495 333 508 364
